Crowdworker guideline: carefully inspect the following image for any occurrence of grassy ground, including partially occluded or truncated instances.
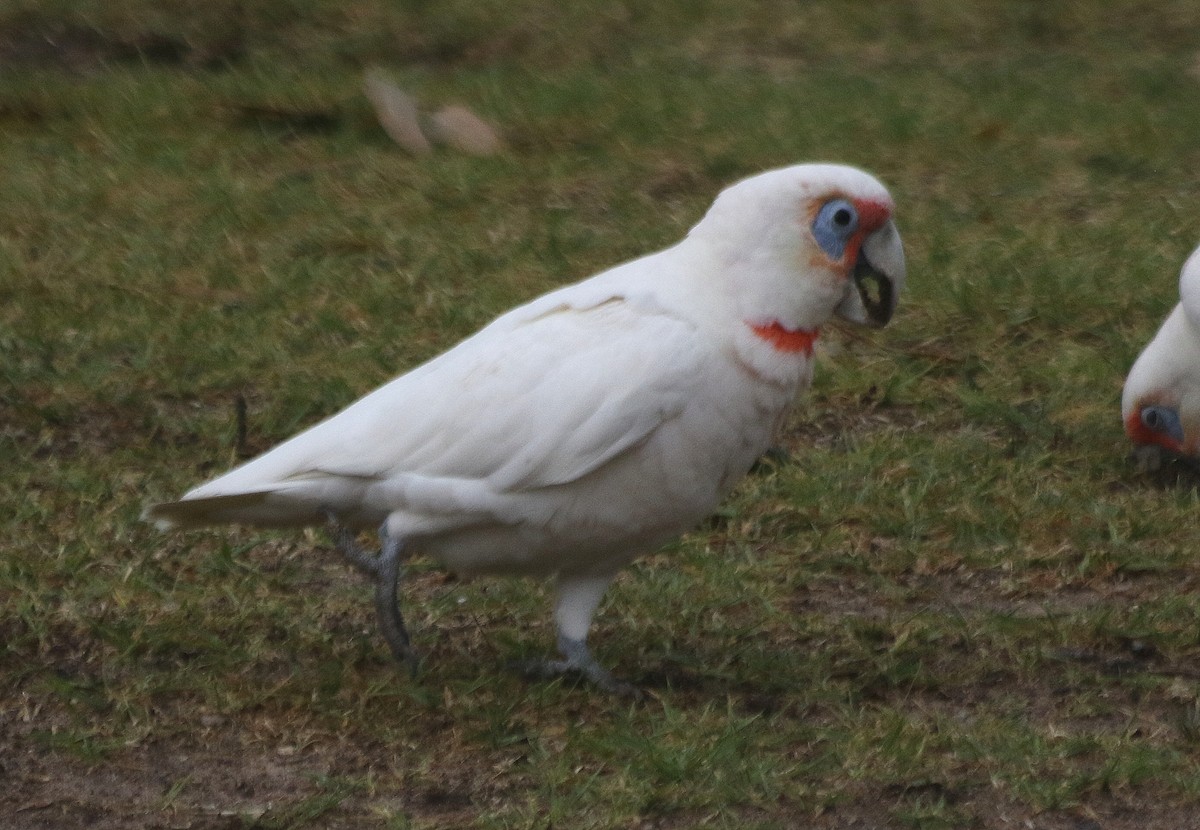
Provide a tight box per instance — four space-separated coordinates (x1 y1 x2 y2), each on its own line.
4 1 1200 827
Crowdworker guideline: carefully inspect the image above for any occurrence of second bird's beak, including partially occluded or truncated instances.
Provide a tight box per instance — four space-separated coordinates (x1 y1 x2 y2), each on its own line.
835 219 906 327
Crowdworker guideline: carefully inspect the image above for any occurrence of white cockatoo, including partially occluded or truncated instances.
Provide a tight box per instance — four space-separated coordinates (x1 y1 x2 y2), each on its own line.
1123 244 1200 468
146 163 907 693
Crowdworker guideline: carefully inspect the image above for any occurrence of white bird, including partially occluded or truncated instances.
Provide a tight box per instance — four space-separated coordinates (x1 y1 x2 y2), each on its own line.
1123 243 1200 469
145 163 907 693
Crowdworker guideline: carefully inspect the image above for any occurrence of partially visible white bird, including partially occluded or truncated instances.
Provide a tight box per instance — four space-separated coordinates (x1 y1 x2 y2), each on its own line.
1123 244 1200 469
145 163 907 694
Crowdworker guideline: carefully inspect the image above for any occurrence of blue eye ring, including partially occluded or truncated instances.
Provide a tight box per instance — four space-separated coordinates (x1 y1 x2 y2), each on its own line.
1141 405 1184 443
813 199 859 259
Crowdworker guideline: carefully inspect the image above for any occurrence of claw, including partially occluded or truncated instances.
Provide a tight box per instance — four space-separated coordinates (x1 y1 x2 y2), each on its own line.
517 635 644 698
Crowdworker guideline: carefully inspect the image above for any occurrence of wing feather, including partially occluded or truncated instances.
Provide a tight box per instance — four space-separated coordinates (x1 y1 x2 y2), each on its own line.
148 282 711 531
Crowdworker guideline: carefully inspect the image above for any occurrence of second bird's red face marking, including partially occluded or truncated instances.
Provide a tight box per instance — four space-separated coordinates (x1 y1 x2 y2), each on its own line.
1124 407 1186 455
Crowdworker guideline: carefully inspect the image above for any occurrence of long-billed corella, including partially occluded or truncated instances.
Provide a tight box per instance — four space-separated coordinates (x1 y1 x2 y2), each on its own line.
1123 244 1200 470
146 163 907 694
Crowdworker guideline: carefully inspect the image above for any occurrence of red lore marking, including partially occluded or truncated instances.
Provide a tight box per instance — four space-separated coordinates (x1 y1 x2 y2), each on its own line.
841 197 894 268
749 322 820 356
853 198 893 234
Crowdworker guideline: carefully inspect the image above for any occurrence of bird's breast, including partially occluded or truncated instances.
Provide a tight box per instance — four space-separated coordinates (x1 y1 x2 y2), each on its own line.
414 355 798 578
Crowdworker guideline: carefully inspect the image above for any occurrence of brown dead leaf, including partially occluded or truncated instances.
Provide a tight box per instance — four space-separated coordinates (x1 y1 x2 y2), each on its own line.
363 67 504 157
426 104 505 156
363 68 431 155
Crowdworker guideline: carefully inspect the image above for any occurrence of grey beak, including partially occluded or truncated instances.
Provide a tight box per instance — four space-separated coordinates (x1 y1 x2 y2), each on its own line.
835 219 906 328
853 255 895 327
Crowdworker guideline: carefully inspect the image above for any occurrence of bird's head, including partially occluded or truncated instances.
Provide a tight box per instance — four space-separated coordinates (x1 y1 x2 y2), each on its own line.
807 179 905 329
1121 245 1200 467
691 164 906 345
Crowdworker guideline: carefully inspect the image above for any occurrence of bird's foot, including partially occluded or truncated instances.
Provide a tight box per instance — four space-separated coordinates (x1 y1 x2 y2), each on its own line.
517 635 644 699
323 510 419 676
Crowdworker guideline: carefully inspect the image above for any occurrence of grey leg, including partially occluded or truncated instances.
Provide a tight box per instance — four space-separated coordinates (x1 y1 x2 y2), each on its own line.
517 572 642 697
325 514 382 575
324 511 418 675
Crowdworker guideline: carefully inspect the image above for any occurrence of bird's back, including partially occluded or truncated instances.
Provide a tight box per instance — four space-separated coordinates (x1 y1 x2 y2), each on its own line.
145 242 791 553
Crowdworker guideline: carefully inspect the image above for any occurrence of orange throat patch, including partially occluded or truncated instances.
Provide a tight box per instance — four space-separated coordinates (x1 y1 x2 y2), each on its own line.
748 322 820 357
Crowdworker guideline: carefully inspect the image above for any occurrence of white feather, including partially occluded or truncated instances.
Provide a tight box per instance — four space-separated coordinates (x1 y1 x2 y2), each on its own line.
147 164 904 587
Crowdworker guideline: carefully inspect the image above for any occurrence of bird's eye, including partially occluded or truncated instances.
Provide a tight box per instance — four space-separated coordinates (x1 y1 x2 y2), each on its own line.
812 199 860 259
814 199 859 237
1140 405 1185 443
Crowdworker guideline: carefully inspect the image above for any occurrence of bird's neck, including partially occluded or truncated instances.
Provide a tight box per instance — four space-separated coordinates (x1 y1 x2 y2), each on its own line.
746 321 820 357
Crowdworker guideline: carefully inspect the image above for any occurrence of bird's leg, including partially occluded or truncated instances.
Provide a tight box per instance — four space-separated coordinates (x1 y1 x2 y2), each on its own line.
324 513 381 576
323 511 418 676
371 530 417 675
518 573 641 697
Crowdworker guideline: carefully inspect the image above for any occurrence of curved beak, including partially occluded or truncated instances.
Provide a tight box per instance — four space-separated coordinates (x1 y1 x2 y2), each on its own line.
835 219 906 327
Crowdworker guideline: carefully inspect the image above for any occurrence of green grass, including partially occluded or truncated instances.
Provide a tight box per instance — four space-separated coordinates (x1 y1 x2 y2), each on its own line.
5 1 1200 827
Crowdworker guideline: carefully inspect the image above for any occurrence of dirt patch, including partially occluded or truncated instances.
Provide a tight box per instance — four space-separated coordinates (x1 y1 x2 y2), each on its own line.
0 15 240 74
0 20 186 72
786 391 931 453
3 730 492 829
7 723 1197 830
810 780 1200 830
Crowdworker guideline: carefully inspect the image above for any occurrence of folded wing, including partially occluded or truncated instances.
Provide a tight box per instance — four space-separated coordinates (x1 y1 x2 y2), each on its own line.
145 289 709 533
